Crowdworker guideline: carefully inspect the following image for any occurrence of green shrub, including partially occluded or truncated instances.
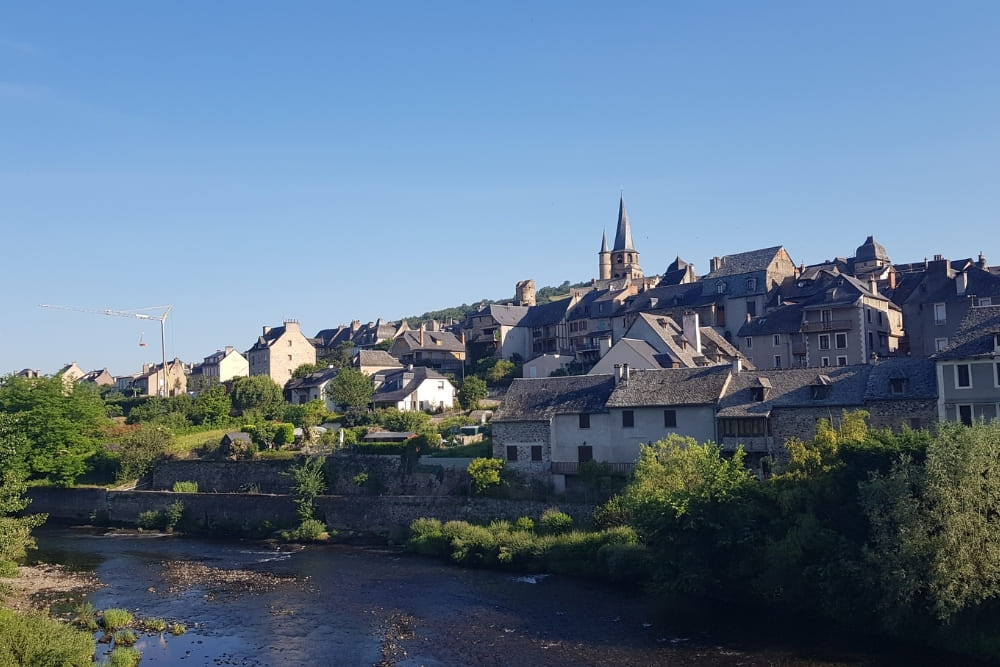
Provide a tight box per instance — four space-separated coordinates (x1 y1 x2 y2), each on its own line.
101 608 133 631
172 480 198 493
164 501 185 531
256 449 297 460
0 608 94 667
108 646 142 667
73 601 96 628
407 518 448 556
0 560 20 578
113 628 137 646
468 457 504 494
282 519 331 542
597 542 653 583
514 516 535 532
274 422 296 447
169 623 186 635
136 510 162 530
539 508 574 535
143 617 167 632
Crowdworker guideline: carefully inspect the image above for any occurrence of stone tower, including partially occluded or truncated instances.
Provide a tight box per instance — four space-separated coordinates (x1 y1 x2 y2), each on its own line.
515 279 536 307
608 195 643 280
598 231 611 280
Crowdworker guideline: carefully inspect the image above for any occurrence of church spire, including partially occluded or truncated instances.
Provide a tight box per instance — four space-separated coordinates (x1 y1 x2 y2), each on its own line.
600 229 609 253
613 194 635 251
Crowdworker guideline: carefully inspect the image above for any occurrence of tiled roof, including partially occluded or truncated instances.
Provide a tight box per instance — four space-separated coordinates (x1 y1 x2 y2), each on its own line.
605 366 731 407
357 350 402 368
397 330 464 352
480 304 530 326
933 305 1000 360
285 368 340 391
493 375 617 422
716 366 868 417
519 299 571 327
374 366 450 403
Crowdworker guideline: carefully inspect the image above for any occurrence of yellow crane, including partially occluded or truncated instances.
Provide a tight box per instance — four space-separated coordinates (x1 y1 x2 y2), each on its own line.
40 304 173 396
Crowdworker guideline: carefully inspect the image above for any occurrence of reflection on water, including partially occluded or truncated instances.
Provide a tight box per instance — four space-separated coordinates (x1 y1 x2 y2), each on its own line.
27 526 979 667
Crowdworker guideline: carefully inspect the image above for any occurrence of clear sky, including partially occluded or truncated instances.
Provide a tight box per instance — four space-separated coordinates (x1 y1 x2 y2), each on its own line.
2 2 998 377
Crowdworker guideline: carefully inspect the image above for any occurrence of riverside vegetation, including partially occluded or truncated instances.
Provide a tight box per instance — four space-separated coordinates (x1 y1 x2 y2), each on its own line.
4 370 1000 661
407 415 1000 663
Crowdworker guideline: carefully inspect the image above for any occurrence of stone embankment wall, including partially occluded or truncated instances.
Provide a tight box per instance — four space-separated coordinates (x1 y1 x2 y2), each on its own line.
27 487 595 536
148 455 472 496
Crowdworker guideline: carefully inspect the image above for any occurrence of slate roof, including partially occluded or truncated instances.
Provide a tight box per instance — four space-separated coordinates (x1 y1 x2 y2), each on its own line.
863 358 938 401
493 375 617 422
628 282 715 311
248 325 286 351
855 236 889 263
605 366 732 407
395 329 464 352
478 304 530 326
716 366 868 417
703 246 785 280
933 305 1000 360
519 299 572 328
373 366 451 403
899 265 1000 305
285 367 340 391
612 195 635 251
356 349 402 368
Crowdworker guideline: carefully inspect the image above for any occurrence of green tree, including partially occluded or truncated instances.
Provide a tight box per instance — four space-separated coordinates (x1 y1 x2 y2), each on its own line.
326 368 373 411
0 375 108 486
114 424 174 482
191 384 231 426
284 399 328 429
0 413 46 567
457 376 487 410
290 362 327 381
230 375 285 419
376 408 433 434
322 341 357 368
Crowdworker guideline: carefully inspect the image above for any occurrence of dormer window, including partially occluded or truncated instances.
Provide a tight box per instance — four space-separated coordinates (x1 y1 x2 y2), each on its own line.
747 277 757 291
811 374 832 399
717 282 726 294
994 332 1000 351
890 378 907 395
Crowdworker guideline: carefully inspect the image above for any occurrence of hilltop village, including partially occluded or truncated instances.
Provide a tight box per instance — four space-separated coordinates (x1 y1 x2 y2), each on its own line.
26 197 1000 483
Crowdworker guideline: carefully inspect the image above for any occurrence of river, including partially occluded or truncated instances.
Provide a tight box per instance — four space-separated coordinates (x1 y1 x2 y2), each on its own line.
26 526 980 666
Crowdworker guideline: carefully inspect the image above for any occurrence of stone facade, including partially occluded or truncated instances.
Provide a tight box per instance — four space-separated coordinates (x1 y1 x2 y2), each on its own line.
492 420 551 476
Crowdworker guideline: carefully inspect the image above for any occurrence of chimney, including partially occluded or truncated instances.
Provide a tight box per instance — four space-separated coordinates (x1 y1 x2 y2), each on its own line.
979 252 987 270
682 311 702 354
956 271 968 296
621 363 630 383
284 320 300 333
419 323 426 346
869 278 879 295
934 254 944 262
225 346 234 354
710 256 722 272
732 357 743 375
262 326 272 335
599 335 612 357
142 363 151 374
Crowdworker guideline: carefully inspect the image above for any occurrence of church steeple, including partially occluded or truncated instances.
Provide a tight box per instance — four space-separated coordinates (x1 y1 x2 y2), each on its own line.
613 195 635 251
608 195 642 280
600 229 609 253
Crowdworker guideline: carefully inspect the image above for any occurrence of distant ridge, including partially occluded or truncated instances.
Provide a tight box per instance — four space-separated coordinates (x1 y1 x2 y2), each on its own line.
400 280 589 327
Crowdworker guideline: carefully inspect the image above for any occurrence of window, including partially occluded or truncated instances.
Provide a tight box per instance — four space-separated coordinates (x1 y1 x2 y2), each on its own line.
746 300 757 317
664 409 677 428
890 378 907 394
979 297 993 307
958 404 973 426
531 445 542 462
956 364 971 388
622 410 634 428
867 309 872 322
506 446 519 462
878 311 884 325
288 354 293 361
288 340 293 346
821 309 832 323
868 332 874 349
934 303 946 325
935 337 949 351
720 417 768 437
578 445 593 463
773 334 781 346
747 277 757 291
837 356 848 367
996 362 1000 388
821 357 830 367
819 334 831 350
774 355 782 369
744 337 753 349
835 333 847 349
717 282 726 294
579 413 590 429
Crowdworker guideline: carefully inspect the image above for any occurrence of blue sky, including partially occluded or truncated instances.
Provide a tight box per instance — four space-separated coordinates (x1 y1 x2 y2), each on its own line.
2 2 998 376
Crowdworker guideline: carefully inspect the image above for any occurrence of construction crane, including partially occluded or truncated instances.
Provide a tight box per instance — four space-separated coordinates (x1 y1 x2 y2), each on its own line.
40 304 173 396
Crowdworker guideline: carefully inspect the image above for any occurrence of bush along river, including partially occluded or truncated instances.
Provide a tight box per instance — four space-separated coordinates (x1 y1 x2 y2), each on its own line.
24 525 989 667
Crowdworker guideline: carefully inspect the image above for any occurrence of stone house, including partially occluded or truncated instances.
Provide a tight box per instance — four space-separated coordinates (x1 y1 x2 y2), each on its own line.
121 358 188 397
354 349 403 375
463 304 531 364
701 246 798 341
932 305 1000 424
246 320 316 386
372 366 455 412
389 325 465 377
80 368 115 387
285 367 341 410
200 346 249 384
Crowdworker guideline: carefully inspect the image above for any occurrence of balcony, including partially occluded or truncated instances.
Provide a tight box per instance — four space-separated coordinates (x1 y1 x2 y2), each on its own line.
550 461 636 476
801 319 853 333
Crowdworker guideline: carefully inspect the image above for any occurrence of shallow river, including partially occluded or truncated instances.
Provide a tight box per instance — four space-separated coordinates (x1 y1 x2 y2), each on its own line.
29 527 978 666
